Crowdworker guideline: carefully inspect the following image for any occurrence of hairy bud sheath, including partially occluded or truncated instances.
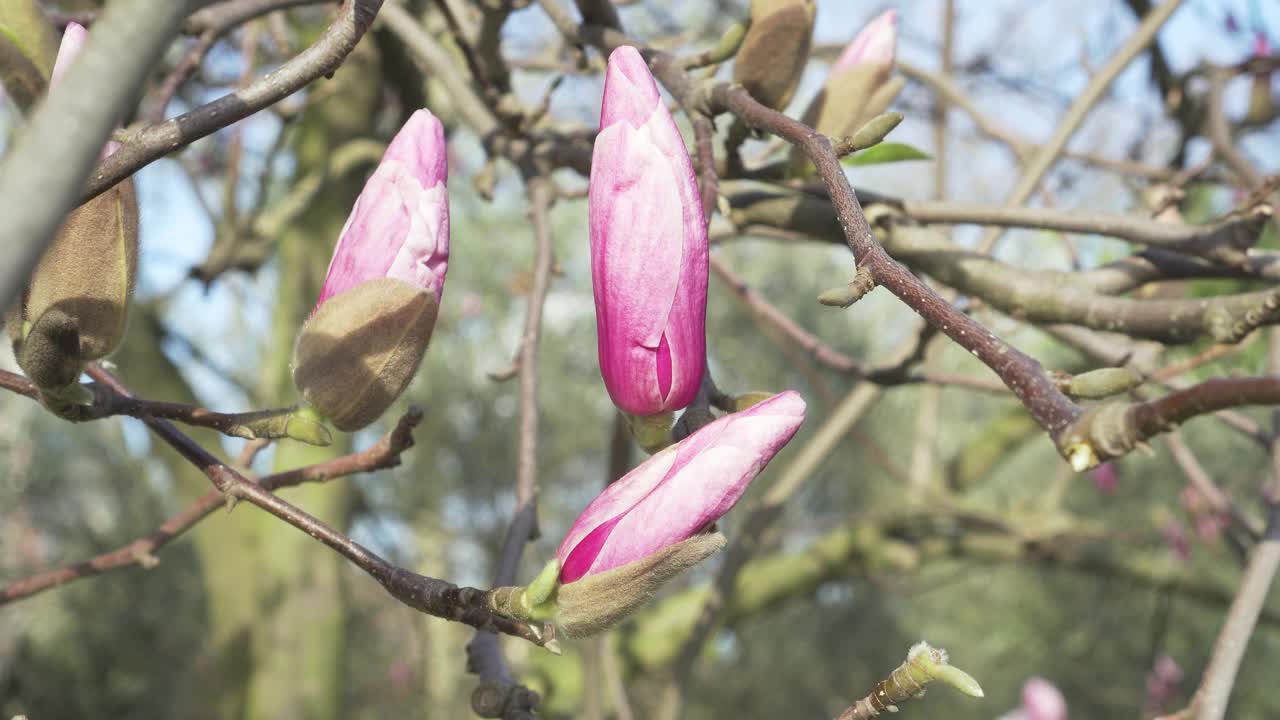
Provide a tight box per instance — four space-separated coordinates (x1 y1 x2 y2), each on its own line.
590 46 708 417
10 22 138 395
512 392 807 636
733 0 816 111
292 109 449 431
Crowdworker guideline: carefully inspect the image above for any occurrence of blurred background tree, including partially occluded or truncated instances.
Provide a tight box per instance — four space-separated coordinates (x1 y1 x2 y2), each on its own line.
1 1 1278 719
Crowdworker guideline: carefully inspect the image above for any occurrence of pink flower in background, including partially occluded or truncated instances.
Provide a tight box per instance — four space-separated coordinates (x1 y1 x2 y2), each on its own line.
588 45 708 416
1144 654 1184 715
316 109 450 308
832 9 897 73
1163 521 1191 561
556 391 805 582
1020 677 1068 720
1091 462 1118 494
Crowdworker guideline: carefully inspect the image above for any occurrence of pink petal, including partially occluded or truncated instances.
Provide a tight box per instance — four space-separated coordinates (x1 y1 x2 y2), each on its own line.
589 46 708 414
316 110 449 307
557 392 806 580
1021 677 1068 720
50 22 88 88
833 10 897 73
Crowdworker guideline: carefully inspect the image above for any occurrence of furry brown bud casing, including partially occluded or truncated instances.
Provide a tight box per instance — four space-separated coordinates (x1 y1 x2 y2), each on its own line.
733 0 816 111
12 173 139 393
291 278 439 432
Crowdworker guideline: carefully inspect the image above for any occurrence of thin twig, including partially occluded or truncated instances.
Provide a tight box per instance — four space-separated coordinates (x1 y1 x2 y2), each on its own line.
466 176 557 720
78 365 552 647
81 0 385 203
0 410 418 605
975 0 1185 254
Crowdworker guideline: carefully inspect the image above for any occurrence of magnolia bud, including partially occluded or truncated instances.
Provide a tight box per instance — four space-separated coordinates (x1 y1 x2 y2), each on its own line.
554 532 726 638
292 278 438 432
590 47 708 416
13 22 138 393
292 109 450 432
733 0 816 110
792 10 899 171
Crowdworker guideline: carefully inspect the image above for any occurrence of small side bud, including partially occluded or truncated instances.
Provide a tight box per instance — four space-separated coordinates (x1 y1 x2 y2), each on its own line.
1052 367 1143 399
733 0 816 110
554 532 726 638
292 278 438 432
732 391 776 412
834 112 904 157
624 411 675 454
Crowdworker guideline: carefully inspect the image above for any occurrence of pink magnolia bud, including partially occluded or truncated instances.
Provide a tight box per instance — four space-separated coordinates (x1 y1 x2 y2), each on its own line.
589 46 708 416
833 9 897 74
557 391 806 583
1020 677 1068 720
315 109 450 308
50 21 87 87
292 109 450 432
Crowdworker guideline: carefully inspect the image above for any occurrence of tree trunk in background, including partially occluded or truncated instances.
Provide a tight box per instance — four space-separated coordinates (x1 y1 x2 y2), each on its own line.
240 36 383 720
114 31 382 720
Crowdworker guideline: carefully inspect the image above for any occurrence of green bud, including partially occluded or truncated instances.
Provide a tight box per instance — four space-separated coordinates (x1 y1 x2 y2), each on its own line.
732 391 775 411
838 112 904 156
791 70 904 172
1054 367 1143 399
733 0 816 111
625 411 675 454
554 532 726 638
291 278 438 432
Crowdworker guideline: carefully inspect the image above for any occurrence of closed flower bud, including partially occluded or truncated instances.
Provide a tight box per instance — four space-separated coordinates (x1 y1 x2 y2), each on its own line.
558 391 805 582
292 110 449 431
488 392 806 637
733 0 816 110
590 46 708 417
1019 677 1068 720
12 22 138 395
798 9 900 139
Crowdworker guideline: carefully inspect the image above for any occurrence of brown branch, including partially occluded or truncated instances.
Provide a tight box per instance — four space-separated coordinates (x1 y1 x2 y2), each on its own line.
0 409 419 605
467 176 557 720
74 365 552 648
887 199 1271 267
1064 376 1280 464
0 369 328 444
81 0 385 204
708 256 1006 393
727 189 1280 344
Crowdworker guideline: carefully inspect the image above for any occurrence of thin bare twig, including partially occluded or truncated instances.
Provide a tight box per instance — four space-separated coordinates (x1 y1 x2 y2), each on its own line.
467 176 557 720
79 365 552 648
0 410 418 605
975 0 1185 254
82 0 385 203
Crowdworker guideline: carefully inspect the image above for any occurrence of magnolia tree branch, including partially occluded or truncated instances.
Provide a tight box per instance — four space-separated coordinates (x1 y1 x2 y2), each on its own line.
81 0 385 204
467 176 557 720
1158 509 1280 720
0 0 216 311
77 365 554 649
0 369 327 444
0 409 419 605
